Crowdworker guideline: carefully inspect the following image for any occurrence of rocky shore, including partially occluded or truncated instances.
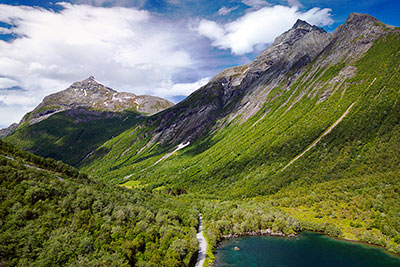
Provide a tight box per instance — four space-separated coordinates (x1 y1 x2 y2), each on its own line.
222 228 297 239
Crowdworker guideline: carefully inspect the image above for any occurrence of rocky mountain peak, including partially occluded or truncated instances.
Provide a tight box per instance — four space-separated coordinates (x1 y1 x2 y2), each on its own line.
346 12 380 25
15 77 174 128
68 76 116 95
333 12 384 39
324 12 392 66
271 19 327 47
293 19 309 28
292 19 326 33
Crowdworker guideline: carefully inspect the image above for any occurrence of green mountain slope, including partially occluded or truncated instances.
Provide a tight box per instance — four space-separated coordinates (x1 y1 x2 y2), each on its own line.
83 15 400 194
0 140 199 266
5 108 144 166
78 15 400 255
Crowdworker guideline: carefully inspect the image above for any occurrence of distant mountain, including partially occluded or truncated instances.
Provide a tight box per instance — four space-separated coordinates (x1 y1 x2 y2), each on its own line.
3 77 174 166
19 76 174 127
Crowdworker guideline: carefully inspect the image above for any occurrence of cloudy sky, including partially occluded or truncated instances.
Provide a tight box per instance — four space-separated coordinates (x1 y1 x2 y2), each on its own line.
0 0 399 128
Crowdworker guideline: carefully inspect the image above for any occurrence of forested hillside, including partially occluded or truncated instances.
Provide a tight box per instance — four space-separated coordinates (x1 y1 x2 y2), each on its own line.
0 140 198 266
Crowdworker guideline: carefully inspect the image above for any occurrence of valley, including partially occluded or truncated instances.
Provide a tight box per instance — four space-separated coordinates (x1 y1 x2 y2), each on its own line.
1 12 400 266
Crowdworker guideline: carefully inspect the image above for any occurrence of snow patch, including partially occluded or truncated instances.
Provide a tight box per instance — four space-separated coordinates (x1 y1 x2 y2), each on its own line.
124 173 133 180
125 142 190 178
153 142 190 166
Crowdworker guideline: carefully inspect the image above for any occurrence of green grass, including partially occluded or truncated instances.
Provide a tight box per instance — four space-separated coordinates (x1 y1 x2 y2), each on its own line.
120 180 144 189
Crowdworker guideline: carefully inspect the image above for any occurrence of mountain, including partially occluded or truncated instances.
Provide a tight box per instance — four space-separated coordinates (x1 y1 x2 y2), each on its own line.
19 76 174 126
78 13 400 256
3 77 174 166
0 123 17 138
83 13 398 183
4 12 400 262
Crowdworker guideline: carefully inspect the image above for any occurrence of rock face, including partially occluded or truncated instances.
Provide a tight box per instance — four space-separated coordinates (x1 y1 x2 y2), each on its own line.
19 76 174 126
139 13 395 147
140 18 340 145
0 123 18 138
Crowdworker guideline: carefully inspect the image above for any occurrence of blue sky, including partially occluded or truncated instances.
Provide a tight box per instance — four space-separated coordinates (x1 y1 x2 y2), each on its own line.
0 0 399 128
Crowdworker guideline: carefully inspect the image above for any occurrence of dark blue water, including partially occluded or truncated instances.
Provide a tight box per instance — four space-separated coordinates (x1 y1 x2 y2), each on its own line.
214 232 400 267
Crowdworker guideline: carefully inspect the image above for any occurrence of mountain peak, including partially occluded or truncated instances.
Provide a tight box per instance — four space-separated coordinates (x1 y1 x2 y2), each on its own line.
16 78 174 127
331 13 388 52
82 75 97 83
68 77 118 97
335 12 382 34
267 18 329 49
291 19 326 33
346 12 379 25
293 19 310 29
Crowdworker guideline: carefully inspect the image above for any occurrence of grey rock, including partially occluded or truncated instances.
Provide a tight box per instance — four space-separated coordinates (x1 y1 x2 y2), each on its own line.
145 18 332 145
19 76 174 127
0 123 18 138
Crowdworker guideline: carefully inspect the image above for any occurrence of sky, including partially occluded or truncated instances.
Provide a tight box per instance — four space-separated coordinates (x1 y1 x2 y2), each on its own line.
0 0 399 128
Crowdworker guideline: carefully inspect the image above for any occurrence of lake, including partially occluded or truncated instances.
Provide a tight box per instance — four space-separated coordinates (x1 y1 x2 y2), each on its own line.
214 232 400 266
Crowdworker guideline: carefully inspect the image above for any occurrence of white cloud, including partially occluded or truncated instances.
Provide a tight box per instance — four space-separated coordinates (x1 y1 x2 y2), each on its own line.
217 6 238 16
0 92 38 106
242 0 270 9
0 3 206 127
196 5 333 55
287 0 303 8
154 77 210 99
0 78 19 88
73 0 146 8
0 90 40 128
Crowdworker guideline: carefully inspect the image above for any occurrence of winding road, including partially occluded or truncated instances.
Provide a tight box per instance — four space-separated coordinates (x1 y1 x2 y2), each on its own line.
195 214 207 267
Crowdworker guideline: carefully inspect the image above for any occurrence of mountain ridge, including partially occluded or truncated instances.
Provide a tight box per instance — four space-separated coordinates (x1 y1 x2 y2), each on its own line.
16 76 174 128
80 12 400 194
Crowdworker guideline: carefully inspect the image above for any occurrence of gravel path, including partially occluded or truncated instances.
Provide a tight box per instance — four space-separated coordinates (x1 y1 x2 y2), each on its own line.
195 214 207 267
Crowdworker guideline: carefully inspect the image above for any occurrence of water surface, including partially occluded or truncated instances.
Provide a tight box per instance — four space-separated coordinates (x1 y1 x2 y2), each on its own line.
214 232 400 266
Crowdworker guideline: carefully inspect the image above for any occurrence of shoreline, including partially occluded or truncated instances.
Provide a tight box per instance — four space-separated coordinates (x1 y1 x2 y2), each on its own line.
210 229 400 265
209 228 296 266
221 228 296 239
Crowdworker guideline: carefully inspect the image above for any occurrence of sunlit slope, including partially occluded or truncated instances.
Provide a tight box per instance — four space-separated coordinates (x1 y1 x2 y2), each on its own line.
83 33 400 197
